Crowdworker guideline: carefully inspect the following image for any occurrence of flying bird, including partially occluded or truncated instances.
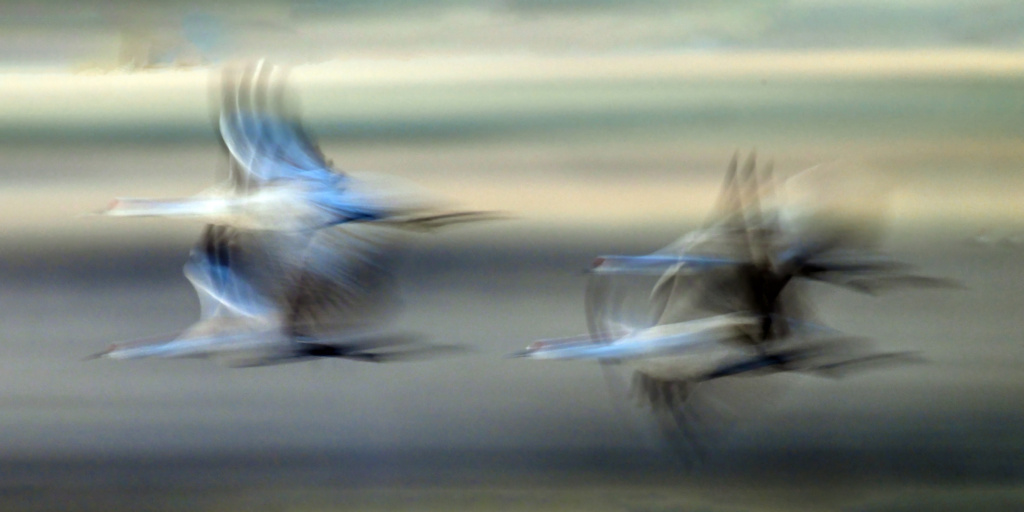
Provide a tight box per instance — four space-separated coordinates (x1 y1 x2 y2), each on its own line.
90 221 456 366
102 60 450 230
520 153 950 461
93 61 484 366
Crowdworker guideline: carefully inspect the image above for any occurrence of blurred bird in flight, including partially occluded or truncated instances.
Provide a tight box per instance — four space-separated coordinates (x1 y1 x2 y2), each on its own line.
102 60 452 230
93 60 486 366
518 152 953 459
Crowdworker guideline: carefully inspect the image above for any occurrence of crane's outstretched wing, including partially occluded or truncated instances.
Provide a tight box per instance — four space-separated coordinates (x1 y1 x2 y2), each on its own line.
278 224 403 338
184 224 279 320
218 60 339 187
207 222 403 340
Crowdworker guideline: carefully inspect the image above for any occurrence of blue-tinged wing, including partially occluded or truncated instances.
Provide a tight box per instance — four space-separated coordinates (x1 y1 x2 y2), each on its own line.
250 223 405 339
218 60 339 187
181 219 403 340
183 225 279 320
591 254 742 275
220 112 335 181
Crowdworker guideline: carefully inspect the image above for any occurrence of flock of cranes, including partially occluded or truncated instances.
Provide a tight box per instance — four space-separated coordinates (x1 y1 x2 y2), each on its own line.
91 60 952 459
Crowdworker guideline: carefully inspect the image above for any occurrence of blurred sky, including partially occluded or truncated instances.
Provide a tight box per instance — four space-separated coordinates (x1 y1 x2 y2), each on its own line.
0 2 1022 510
2 0 1024 68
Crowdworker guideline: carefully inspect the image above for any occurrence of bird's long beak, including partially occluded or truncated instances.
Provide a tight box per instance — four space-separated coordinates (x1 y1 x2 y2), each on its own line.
507 349 533 358
82 346 114 361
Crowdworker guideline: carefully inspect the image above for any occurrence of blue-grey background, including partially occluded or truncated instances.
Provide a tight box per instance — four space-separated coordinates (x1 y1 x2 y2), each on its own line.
1 1 1023 510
